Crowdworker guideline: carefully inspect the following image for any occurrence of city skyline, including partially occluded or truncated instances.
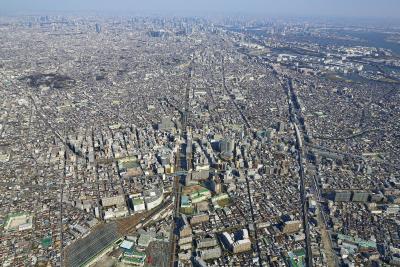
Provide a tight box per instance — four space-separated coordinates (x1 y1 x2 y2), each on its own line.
1 0 400 20
1 2 399 267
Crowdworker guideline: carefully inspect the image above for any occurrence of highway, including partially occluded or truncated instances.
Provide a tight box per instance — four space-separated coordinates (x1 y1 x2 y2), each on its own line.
168 146 183 267
59 129 67 267
312 128 382 141
286 78 341 267
306 143 365 161
285 78 313 267
168 61 193 267
310 171 339 267
307 143 400 172
295 126 313 267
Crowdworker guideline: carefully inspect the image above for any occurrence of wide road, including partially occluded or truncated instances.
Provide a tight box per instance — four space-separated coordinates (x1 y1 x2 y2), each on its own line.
221 56 262 266
59 139 66 267
168 145 182 267
286 78 313 267
169 61 192 267
311 171 338 267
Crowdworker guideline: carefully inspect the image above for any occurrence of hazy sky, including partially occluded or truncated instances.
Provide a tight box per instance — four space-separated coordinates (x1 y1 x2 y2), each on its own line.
1 0 400 19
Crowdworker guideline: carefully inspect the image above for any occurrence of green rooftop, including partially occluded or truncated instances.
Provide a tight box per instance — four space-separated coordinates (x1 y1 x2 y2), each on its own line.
41 236 52 248
132 198 144 205
337 233 377 249
125 250 146 258
190 188 210 198
288 249 306 267
122 256 145 264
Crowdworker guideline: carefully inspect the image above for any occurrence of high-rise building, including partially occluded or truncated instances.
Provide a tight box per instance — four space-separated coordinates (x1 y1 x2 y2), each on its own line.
220 138 235 160
95 23 101 33
210 176 222 193
221 232 234 250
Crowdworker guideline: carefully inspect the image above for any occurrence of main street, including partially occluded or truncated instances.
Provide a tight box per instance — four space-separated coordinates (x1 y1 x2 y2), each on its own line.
168 61 193 267
286 78 338 267
285 78 313 267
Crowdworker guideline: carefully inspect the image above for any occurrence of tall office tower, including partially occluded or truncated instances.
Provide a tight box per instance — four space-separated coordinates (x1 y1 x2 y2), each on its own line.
95 23 101 33
220 138 235 160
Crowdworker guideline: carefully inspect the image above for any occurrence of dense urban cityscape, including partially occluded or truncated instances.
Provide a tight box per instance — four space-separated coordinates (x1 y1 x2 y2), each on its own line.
0 11 400 267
